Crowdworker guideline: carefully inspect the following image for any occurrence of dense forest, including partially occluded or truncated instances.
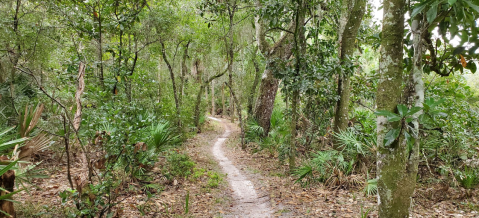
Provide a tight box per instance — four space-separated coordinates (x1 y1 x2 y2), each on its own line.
1 0 479 217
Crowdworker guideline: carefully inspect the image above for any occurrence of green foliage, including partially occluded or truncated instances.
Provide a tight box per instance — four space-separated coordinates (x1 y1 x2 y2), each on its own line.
294 150 354 185
364 178 378 196
164 152 195 179
456 167 479 189
150 121 180 152
206 172 222 188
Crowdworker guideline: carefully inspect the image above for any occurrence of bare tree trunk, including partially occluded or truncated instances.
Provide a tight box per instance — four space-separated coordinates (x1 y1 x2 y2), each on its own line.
211 80 215 115
333 0 366 148
194 70 228 130
289 90 299 170
230 93 234 122
97 10 104 88
0 170 15 218
247 52 261 116
288 0 306 171
253 2 295 135
160 40 181 127
375 0 416 217
254 67 279 134
205 82 209 113
226 82 245 149
222 84 225 118
180 41 190 104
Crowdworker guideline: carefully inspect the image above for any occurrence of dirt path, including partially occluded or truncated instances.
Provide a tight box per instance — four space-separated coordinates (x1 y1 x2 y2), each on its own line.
208 116 273 217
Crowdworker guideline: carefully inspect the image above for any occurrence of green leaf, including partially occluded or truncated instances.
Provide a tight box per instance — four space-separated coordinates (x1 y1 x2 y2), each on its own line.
448 0 457 5
0 160 18 176
374 110 396 117
0 138 27 152
427 4 438 23
406 117 414 123
466 61 477 73
404 131 415 153
384 128 400 147
406 107 422 116
397 104 408 117
411 2 429 19
464 0 479 13
375 110 401 122
0 189 24 201
0 127 15 138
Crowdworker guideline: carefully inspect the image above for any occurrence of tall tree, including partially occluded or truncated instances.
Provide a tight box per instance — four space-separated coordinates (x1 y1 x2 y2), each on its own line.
254 1 295 135
375 0 413 217
333 0 366 145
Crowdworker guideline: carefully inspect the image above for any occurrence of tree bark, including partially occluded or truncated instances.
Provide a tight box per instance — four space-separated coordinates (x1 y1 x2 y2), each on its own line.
97 9 104 88
160 40 182 127
211 80 215 115
247 51 261 116
333 0 366 148
289 90 299 170
375 0 414 217
253 2 295 135
180 41 190 103
222 84 225 118
226 82 245 149
0 170 15 218
194 69 228 130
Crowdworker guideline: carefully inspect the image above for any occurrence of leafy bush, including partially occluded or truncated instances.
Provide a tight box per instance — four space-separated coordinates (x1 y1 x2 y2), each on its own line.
456 167 479 189
164 152 195 179
206 172 222 188
149 121 180 152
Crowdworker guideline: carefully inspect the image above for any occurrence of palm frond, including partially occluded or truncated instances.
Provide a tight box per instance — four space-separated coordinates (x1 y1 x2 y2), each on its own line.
17 133 53 161
364 178 377 196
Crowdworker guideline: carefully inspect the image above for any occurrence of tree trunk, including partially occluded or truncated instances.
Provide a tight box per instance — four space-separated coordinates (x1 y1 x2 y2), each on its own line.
375 0 413 217
160 41 182 127
226 82 245 149
194 70 228 130
253 3 295 135
0 170 15 218
230 94 234 122
211 80 215 115
247 53 261 116
97 10 104 88
333 0 366 148
205 82 209 113
180 41 190 104
254 67 280 135
194 85 205 131
289 90 299 171
222 84 225 118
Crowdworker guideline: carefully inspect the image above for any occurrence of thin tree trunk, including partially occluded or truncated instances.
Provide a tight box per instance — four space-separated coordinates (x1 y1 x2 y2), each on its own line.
98 10 104 88
289 90 299 170
230 94 234 122
247 52 261 116
211 80 215 115
333 0 366 148
0 170 15 218
194 70 228 130
288 0 306 171
194 85 205 131
376 0 413 217
222 84 225 118
180 41 190 104
226 82 245 149
160 41 181 127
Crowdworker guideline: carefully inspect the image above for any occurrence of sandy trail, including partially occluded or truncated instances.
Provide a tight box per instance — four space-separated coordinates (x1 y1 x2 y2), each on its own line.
208 117 272 218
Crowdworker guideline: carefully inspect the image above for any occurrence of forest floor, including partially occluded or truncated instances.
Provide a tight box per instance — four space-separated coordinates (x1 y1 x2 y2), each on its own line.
15 116 479 217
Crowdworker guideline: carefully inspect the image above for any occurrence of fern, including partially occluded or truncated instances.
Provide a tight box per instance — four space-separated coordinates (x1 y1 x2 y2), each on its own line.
364 178 378 196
